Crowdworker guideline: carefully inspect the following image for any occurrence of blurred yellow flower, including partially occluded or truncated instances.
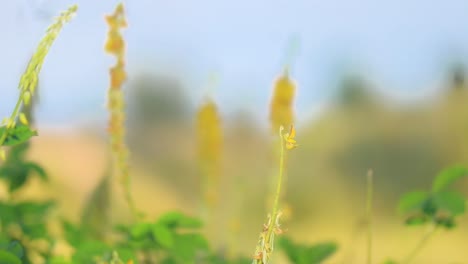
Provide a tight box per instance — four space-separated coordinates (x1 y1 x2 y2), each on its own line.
283 125 298 150
269 69 296 133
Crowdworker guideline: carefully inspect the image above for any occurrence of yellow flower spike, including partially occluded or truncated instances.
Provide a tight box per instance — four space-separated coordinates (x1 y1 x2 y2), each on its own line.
269 69 296 134
105 3 140 219
196 97 222 212
283 125 298 150
19 113 29 125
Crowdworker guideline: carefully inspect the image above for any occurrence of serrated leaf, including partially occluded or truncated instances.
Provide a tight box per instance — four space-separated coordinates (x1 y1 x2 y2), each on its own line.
432 166 468 192
0 250 21 264
152 224 174 248
398 191 429 214
433 191 466 216
0 125 37 147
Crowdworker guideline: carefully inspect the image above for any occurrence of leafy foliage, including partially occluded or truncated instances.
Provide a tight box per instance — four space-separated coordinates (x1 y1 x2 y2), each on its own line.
0 241 24 264
0 142 47 192
398 165 467 229
115 211 209 263
0 125 38 147
279 237 337 264
432 166 468 192
0 137 53 264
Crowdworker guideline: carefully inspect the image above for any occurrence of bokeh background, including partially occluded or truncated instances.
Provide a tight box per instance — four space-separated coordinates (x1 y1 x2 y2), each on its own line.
2 0 468 263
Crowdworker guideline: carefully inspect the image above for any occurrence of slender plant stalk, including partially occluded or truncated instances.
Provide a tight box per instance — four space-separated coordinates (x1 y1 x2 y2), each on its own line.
267 132 285 241
402 225 438 264
366 169 373 264
252 126 297 264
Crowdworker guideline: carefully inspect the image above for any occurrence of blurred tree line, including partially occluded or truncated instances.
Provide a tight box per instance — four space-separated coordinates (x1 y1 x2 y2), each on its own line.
124 63 468 224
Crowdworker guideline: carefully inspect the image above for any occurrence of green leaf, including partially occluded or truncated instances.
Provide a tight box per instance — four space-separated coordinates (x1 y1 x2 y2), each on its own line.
432 166 468 192
433 191 466 216
113 248 138 264
71 241 110 263
45 256 72 264
152 224 174 248
157 211 203 229
130 223 152 239
0 125 38 147
398 191 429 214
62 221 87 248
304 242 338 263
0 250 21 264
7 168 28 192
24 162 48 181
6 241 23 259
279 236 304 263
405 214 429 226
279 237 338 264
421 198 438 216
434 216 456 229
170 233 209 262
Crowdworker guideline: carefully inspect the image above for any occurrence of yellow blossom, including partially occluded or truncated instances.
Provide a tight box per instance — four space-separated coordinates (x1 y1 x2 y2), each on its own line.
282 125 298 150
269 69 296 133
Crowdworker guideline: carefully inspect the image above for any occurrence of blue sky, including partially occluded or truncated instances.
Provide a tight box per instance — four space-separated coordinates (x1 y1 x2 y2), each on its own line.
1 0 468 126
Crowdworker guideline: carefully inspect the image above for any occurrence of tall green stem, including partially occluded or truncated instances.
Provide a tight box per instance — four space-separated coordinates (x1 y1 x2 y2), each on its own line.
366 170 373 264
267 132 285 242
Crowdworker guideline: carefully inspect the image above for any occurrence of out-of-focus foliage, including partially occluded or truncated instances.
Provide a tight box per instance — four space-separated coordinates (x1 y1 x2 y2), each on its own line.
398 166 467 228
334 74 377 107
3 1 468 263
279 237 338 264
127 74 190 127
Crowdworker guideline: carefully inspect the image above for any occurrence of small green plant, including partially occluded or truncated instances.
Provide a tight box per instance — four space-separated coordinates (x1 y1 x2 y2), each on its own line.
0 4 77 264
251 125 298 264
394 165 467 263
